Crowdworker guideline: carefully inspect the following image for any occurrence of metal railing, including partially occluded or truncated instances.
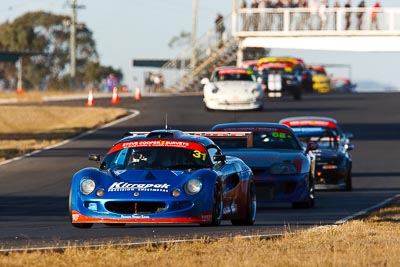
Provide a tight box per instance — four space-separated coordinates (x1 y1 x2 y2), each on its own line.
158 7 400 92
159 14 233 91
235 7 400 35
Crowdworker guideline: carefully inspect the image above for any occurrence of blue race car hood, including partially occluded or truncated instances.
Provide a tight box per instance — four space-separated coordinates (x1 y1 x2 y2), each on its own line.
104 169 193 192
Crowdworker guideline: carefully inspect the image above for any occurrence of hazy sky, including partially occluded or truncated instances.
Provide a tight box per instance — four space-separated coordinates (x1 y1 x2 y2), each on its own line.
1 0 399 91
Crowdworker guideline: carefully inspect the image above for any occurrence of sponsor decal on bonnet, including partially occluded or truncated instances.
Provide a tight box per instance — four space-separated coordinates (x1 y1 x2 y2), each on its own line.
108 182 170 192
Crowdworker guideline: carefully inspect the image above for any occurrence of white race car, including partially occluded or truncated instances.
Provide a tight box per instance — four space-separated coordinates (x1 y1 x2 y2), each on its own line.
202 66 264 111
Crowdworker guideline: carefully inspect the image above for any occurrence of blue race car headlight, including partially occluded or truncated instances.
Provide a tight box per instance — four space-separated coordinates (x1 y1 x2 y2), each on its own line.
270 163 297 175
80 178 96 195
184 178 202 195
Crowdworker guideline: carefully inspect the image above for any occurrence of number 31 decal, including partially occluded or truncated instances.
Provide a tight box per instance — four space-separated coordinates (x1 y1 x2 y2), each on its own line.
193 150 206 161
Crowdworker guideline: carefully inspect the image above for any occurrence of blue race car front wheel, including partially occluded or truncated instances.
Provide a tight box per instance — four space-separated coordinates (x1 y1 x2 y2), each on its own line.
201 182 223 226
69 189 93 229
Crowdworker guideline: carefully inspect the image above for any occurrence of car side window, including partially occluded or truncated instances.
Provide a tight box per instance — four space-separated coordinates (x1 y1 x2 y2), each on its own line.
114 148 129 167
207 147 220 165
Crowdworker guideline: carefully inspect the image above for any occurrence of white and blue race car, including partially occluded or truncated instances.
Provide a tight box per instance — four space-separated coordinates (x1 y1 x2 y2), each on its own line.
202 66 264 111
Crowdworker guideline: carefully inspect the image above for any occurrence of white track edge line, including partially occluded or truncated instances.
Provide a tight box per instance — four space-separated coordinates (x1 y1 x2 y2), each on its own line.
0 109 140 167
335 193 400 225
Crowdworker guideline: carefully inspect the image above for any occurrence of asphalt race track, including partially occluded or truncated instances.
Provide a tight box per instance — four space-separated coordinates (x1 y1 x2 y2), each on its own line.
1 92 400 251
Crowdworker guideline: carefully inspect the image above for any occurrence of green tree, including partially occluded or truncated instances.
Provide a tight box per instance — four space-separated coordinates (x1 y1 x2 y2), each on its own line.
0 11 121 91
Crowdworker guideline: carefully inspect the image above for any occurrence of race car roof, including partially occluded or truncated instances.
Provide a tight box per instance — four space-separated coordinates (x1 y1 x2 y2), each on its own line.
292 127 337 137
257 57 304 64
279 116 338 129
217 68 253 75
210 122 294 133
257 62 293 70
188 131 253 148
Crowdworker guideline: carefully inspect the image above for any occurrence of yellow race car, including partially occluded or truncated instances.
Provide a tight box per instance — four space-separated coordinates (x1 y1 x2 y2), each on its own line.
307 65 332 93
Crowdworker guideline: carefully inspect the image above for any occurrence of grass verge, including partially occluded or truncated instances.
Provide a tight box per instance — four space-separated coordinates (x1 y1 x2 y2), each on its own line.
0 105 128 161
0 200 399 266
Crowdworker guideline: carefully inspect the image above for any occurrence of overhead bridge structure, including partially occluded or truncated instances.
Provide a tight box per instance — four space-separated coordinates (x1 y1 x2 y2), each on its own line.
233 6 400 64
157 6 400 92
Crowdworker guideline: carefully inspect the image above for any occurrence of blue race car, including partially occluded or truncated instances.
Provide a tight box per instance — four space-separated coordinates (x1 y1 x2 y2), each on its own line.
69 129 256 228
279 116 354 191
210 122 317 209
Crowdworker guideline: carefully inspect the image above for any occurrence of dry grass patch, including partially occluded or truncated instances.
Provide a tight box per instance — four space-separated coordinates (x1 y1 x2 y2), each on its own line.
1 201 399 267
0 91 86 103
0 106 128 160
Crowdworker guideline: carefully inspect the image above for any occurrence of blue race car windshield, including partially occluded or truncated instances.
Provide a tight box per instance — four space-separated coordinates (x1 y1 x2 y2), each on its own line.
213 131 302 150
101 147 211 170
211 68 257 82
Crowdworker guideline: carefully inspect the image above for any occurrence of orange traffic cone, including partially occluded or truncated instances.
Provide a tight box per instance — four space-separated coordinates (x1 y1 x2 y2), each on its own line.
135 85 142 100
16 88 25 94
86 89 95 106
111 86 120 104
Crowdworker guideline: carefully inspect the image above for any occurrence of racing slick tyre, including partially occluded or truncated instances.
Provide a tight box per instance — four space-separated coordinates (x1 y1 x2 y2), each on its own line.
292 178 315 209
72 222 93 229
201 183 223 226
69 189 93 229
345 168 353 191
231 181 256 226
104 223 126 227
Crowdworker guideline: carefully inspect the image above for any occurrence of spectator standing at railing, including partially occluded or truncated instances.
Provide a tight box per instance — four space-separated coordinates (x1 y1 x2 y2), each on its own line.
258 0 273 31
241 0 249 30
297 0 309 30
287 0 299 31
345 0 352 30
370 1 381 30
258 0 267 30
265 0 275 30
309 0 320 30
357 1 365 30
287 0 298 8
274 0 286 31
333 1 340 30
215 13 225 48
250 0 259 31
319 0 329 30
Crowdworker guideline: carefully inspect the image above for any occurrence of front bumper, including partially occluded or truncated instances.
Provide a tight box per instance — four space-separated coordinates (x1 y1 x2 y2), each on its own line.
71 210 212 224
71 195 213 224
315 167 348 189
204 97 263 110
313 83 331 93
253 171 310 202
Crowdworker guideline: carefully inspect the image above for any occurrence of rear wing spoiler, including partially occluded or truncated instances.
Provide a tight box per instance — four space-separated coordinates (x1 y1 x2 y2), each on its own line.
186 132 254 148
123 131 254 148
